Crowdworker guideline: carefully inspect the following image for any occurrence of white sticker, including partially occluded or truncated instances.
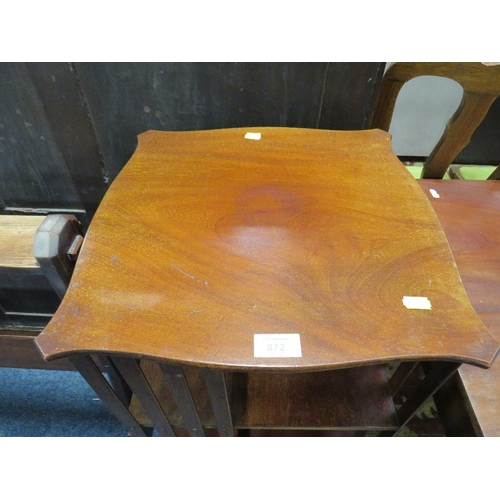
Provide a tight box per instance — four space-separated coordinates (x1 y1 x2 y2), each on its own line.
402 296 432 310
244 132 261 140
254 333 302 357
429 189 440 198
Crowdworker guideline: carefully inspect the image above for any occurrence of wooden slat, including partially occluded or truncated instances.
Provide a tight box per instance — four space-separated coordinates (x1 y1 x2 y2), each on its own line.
0 215 45 268
159 363 205 437
202 369 234 437
380 361 460 436
388 361 419 397
128 361 218 429
70 355 147 437
111 357 175 437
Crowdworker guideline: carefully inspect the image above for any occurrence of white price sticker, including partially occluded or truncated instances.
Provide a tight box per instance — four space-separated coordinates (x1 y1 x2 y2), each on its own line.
244 132 262 140
402 296 432 310
254 333 302 358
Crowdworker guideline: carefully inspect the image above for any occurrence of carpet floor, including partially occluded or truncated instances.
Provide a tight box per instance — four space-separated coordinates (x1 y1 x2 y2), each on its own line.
0 366 446 437
0 367 127 437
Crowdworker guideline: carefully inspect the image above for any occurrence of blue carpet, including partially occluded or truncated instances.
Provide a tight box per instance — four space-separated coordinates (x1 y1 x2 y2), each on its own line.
0 367 127 436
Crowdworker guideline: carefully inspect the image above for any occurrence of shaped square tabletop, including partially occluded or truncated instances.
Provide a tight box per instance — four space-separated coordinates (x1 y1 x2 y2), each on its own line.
35 128 499 371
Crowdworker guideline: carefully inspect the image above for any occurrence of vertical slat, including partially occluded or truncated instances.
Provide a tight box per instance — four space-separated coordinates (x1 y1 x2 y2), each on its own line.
95 355 132 406
202 369 234 437
380 361 460 437
112 357 175 437
159 363 205 437
69 355 147 437
433 372 479 437
388 361 419 397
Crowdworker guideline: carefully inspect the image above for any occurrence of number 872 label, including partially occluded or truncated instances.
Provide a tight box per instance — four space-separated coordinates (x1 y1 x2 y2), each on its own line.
254 334 302 358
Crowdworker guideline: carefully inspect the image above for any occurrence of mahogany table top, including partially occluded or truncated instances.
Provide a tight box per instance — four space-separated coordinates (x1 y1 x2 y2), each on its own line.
35 128 499 371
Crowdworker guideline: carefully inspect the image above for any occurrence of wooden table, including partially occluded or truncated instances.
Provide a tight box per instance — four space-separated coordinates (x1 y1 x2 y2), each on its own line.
35 128 499 436
420 180 500 436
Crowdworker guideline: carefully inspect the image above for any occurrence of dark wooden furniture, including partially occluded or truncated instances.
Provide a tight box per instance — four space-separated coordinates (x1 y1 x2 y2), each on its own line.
372 62 500 179
0 215 76 370
35 128 499 436
419 180 500 436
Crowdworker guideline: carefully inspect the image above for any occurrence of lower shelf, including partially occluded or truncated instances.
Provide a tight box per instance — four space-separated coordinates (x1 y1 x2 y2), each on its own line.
130 361 400 433
231 366 400 431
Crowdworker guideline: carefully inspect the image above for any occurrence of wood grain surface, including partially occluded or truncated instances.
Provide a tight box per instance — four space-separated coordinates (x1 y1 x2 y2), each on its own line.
35 128 499 371
0 215 45 268
420 180 500 436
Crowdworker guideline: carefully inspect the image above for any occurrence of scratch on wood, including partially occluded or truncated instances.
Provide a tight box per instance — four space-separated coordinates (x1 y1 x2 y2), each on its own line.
170 260 196 280
188 310 204 316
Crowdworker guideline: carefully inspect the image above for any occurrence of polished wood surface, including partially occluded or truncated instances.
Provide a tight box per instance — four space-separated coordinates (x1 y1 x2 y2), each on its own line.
36 128 498 371
372 62 500 179
419 179 500 436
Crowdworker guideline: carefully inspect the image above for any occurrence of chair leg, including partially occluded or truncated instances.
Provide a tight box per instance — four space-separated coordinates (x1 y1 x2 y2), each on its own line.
69 355 147 437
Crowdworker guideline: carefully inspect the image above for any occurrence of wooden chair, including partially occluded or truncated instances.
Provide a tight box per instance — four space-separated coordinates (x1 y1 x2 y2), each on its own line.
372 62 500 179
34 128 499 437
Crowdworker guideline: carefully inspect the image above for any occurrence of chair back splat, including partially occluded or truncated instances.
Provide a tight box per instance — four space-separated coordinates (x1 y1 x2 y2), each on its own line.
372 62 500 179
